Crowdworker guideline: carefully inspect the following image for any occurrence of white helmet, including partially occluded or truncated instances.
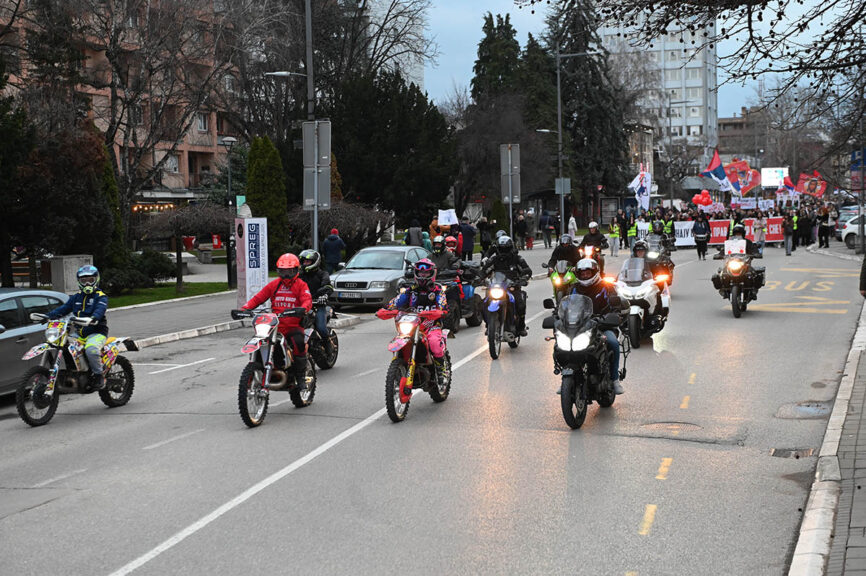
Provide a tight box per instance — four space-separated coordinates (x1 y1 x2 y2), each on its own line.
576 258 600 287
588 221 599 231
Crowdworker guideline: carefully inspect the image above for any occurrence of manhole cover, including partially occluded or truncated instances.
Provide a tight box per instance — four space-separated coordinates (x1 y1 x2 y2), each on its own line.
640 422 702 432
771 448 815 459
776 401 832 419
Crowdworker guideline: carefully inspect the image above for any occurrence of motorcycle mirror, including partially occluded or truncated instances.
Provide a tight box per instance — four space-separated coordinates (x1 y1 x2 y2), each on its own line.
0 324 5 334
542 316 555 330
543 298 555 309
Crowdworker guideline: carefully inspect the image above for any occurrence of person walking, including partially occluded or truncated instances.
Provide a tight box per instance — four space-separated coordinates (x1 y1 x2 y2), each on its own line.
539 210 554 248
404 219 424 246
692 212 710 260
783 213 795 256
459 216 476 261
421 231 433 251
817 207 831 248
753 210 767 255
567 213 578 238
616 209 628 250
608 216 619 257
627 214 637 251
478 216 492 255
321 228 346 274
515 214 528 250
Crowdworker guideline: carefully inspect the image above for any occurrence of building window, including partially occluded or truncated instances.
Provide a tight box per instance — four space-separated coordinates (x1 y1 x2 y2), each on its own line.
164 154 179 173
687 87 702 99
689 125 703 136
687 68 702 80
223 74 236 93
196 112 209 132
667 51 679 61
669 107 682 118
669 88 682 100
665 69 681 82
689 107 701 118
670 126 682 137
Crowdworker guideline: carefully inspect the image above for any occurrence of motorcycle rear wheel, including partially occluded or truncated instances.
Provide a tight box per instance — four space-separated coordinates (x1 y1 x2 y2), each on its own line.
385 358 410 422
731 285 742 318
428 351 451 403
99 356 135 407
238 363 268 427
16 366 59 427
289 358 317 407
561 375 587 429
312 329 339 370
487 314 501 359
628 314 641 349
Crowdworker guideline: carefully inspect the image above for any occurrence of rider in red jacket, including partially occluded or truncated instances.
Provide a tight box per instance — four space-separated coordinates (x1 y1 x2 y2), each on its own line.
242 253 313 388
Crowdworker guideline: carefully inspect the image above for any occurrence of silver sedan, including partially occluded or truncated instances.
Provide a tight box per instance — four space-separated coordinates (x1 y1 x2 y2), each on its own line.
329 245 431 308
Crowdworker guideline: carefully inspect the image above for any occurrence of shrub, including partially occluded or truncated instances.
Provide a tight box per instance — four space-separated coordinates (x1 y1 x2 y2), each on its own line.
135 249 175 281
100 249 175 295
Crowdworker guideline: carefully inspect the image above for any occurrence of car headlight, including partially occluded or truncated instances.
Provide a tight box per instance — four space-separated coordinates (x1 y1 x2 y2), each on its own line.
369 281 389 290
398 321 415 335
571 330 592 351
45 326 61 343
489 287 505 299
555 331 571 350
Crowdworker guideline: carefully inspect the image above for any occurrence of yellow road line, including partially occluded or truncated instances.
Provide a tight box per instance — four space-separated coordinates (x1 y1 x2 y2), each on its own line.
748 306 848 315
656 458 673 480
626 572 639 576
639 505 657 536
680 396 690 409
688 373 696 385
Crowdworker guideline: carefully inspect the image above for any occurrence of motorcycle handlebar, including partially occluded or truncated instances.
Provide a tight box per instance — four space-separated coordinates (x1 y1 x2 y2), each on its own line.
279 307 308 318
376 309 398 320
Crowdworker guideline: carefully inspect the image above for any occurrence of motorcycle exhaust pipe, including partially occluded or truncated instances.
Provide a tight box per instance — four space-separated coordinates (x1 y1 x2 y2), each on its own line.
269 370 289 390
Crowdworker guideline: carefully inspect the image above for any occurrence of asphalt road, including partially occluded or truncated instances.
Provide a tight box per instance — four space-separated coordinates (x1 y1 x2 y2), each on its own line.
0 244 861 576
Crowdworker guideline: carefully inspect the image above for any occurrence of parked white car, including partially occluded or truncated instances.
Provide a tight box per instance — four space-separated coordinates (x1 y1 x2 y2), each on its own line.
842 214 864 249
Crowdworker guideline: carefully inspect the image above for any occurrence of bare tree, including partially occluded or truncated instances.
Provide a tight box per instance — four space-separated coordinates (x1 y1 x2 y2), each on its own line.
286 200 395 257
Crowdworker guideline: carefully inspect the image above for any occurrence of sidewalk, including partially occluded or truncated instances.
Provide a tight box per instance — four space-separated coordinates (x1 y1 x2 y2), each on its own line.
808 242 863 263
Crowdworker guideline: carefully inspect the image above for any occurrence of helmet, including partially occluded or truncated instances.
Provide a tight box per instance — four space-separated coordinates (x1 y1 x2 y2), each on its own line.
576 258 600 287
444 235 458 251
559 234 573 247
495 229 507 239
731 223 746 237
276 253 300 280
633 240 648 257
413 258 437 289
495 235 514 254
77 265 100 294
432 235 446 253
588 221 599 232
298 249 321 273
652 220 664 234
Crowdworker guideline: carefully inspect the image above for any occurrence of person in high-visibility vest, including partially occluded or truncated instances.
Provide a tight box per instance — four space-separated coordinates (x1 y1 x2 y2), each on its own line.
792 212 798 252
627 215 637 251
609 217 620 257
663 216 673 236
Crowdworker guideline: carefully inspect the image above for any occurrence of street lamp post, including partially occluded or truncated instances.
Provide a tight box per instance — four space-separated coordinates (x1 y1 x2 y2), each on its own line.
221 136 238 289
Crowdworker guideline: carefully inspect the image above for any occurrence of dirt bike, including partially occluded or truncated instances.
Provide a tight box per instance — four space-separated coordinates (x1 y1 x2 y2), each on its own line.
17 313 137 427
230 308 317 427
376 308 451 423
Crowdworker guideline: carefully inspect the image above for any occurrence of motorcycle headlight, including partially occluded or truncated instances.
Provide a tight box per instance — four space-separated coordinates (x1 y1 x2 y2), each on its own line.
571 330 592 351
553 277 562 286
398 321 415 335
369 281 388 289
489 286 505 299
727 260 744 272
647 251 660 259
555 331 571 350
45 326 61 343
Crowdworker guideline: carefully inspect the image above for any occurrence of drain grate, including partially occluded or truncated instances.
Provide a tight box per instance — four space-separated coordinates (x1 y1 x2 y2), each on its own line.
640 422 702 432
770 448 815 459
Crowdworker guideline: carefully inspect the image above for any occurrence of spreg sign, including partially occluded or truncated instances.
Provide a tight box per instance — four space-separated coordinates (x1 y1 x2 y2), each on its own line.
235 217 269 309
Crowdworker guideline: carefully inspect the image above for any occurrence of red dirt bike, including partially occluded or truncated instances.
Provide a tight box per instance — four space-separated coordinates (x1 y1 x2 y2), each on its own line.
376 308 452 422
230 308 316 427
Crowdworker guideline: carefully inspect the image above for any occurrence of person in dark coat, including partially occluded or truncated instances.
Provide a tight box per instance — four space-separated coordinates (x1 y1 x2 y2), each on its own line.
321 228 346 274
477 216 492 255
459 216 477 261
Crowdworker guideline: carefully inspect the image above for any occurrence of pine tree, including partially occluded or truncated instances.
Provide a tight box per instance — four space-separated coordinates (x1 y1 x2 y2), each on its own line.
246 136 290 264
518 34 557 132
471 13 522 106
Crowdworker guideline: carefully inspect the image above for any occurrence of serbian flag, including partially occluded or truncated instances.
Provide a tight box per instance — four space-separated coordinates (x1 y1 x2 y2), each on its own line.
783 176 796 193
701 150 738 194
628 163 652 211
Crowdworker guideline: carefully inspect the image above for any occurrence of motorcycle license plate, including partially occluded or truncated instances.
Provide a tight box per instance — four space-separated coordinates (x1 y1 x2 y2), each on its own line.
340 292 361 299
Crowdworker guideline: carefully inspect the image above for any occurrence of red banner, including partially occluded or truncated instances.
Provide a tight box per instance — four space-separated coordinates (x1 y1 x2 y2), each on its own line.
796 172 827 198
708 218 783 244
708 220 730 244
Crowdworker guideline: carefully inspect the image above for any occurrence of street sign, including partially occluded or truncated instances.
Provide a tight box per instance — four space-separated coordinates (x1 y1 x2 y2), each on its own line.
555 177 571 196
303 120 331 211
500 143 520 204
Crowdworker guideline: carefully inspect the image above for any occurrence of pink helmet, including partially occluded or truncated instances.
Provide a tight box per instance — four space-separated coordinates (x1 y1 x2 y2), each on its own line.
413 258 437 289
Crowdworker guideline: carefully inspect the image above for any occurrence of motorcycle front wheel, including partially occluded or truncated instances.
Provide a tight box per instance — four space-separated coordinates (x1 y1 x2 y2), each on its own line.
238 363 268 427
628 314 641 349
99 356 135 408
289 358 317 408
487 313 501 359
428 351 451 403
385 358 410 422
731 284 742 318
561 375 587 429
16 366 59 427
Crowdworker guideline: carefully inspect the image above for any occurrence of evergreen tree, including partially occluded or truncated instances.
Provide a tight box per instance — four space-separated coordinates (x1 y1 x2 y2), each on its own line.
471 13 522 106
544 0 629 202
518 34 557 133
246 136 290 264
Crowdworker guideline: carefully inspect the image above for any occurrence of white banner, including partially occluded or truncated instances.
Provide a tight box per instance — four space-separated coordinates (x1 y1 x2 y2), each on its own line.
636 221 650 240
735 197 757 210
758 199 775 212
235 217 269 309
438 209 459 226
674 221 695 246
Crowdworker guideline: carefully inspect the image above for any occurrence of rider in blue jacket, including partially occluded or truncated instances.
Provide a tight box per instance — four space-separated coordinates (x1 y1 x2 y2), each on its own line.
46 265 109 389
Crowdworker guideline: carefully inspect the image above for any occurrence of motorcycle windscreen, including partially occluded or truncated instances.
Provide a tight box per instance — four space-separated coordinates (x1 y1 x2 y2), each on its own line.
490 271 508 286
619 258 652 285
557 294 594 330
554 260 570 275
645 236 665 253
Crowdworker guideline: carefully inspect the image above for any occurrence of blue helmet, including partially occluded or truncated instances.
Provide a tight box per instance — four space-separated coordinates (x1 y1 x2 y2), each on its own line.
77 265 100 294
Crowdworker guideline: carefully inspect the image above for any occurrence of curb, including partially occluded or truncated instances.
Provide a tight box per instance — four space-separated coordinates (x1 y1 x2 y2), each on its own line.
806 245 863 263
110 290 236 312
789 301 866 575
134 314 364 350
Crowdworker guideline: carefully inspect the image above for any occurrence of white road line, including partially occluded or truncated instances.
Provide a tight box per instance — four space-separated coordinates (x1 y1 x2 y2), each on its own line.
32 468 87 488
148 358 215 375
269 397 294 408
106 311 549 576
142 429 205 451
136 363 177 367
355 367 381 378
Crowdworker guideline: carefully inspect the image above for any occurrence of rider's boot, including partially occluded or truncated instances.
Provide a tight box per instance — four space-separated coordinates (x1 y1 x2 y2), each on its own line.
91 371 106 391
613 379 624 395
293 358 309 391
432 356 448 385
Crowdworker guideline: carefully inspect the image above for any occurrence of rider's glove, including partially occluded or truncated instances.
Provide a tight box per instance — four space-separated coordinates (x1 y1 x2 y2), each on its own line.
317 295 329 305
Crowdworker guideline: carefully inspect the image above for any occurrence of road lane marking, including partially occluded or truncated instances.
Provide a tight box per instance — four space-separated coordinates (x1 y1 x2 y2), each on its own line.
680 396 690 409
148 358 215 374
688 373 696 385
356 367 381 378
747 305 847 315
655 458 673 480
106 313 555 576
143 429 205 451
32 468 87 488
638 505 657 536
136 363 178 367
626 572 638 576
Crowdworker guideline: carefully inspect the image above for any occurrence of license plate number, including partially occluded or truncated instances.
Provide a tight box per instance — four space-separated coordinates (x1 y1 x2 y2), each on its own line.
341 292 362 299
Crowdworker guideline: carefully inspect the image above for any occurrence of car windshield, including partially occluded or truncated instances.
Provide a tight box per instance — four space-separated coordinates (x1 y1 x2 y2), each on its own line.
619 258 651 285
558 294 593 329
346 251 405 270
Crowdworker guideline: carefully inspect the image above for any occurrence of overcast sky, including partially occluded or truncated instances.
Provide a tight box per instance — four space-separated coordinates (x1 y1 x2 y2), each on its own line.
422 0 752 117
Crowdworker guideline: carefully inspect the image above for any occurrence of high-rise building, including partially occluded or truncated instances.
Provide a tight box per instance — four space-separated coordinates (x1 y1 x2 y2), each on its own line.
598 20 719 168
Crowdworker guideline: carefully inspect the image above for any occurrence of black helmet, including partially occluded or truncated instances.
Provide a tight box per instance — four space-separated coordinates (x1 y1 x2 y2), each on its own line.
559 234 573 247
633 240 648 257
652 220 664 234
731 223 746 237
495 235 514 254
298 249 321 273
432 235 446 253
